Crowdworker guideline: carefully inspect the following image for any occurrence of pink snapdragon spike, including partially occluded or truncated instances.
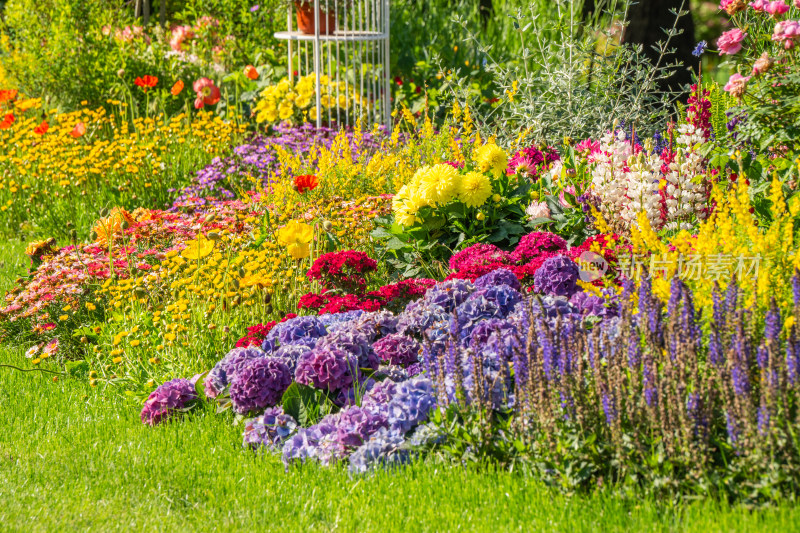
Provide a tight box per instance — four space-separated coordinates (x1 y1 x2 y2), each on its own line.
717 28 747 55
766 0 790 16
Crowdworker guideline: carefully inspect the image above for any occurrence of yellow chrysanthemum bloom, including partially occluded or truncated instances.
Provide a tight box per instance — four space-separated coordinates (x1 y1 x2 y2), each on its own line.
417 163 460 206
458 171 492 208
277 220 314 260
474 143 508 176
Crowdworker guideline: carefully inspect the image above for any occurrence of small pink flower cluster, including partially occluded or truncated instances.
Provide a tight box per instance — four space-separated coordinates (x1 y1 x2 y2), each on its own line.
307 250 378 294
750 0 791 16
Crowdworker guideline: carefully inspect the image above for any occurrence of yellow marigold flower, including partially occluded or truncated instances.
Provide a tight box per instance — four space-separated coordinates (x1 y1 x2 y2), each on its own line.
474 143 508 176
112 357 123 364
58 315 68 321
458 171 492 208
277 220 314 259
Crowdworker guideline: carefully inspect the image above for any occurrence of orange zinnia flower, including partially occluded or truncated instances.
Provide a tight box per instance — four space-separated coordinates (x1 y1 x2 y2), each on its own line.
33 120 49 135
134 75 159 91
0 113 14 129
294 174 319 193
0 89 18 103
171 80 184 96
244 65 259 80
69 122 86 138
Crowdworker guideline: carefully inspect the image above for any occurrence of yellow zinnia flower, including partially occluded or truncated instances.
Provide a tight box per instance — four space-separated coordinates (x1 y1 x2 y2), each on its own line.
458 171 492 208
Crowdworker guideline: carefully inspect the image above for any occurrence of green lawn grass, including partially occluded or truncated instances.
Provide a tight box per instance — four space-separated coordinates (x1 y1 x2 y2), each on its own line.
0 346 798 532
1 241 800 531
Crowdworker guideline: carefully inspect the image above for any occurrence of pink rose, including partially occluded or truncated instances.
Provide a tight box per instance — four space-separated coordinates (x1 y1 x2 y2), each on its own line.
766 0 790 16
724 73 751 97
750 0 770 10
717 28 747 55
773 20 800 49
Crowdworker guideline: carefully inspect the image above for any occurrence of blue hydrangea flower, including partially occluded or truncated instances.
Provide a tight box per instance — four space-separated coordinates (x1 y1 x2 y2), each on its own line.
474 268 521 291
348 427 409 474
243 406 298 450
533 255 580 297
385 377 437 434
423 279 475 312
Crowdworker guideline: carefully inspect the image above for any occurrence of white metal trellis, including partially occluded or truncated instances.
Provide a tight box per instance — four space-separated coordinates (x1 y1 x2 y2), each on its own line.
274 0 391 131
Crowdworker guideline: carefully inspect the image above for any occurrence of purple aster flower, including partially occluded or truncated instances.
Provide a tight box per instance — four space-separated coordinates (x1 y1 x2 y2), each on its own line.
230 357 293 415
204 346 266 398
295 346 358 392
373 334 421 366
533 255 580 297
140 378 198 425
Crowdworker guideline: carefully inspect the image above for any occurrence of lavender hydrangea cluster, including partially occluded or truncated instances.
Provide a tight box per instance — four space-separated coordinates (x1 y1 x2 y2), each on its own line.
295 346 359 392
204 347 266 398
533 255 580 297
229 357 293 415
194 261 620 471
140 378 199 425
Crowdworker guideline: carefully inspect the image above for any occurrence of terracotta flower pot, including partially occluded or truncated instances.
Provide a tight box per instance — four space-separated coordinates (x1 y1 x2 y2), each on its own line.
295 1 336 35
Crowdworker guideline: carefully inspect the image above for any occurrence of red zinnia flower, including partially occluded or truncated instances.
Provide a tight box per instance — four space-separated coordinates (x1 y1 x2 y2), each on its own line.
34 120 49 135
134 75 158 91
294 174 319 193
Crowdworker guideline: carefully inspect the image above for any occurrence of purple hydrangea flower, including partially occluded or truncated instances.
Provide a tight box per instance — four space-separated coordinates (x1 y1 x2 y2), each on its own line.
230 357 293 415
316 327 380 370
273 343 312 374
469 318 517 352
335 406 389 448
243 406 298 450
385 377 437 434
275 315 328 346
375 364 410 382
354 310 399 339
362 379 399 411
282 421 338 465
470 284 523 316
318 310 365 332
569 291 617 318
204 347 266 398
423 279 475 312
533 255 580 297
140 378 198 425
373 334 421 367
451 295 503 340
396 300 449 338
348 427 409 474
474 268 521 291
295 346 358 392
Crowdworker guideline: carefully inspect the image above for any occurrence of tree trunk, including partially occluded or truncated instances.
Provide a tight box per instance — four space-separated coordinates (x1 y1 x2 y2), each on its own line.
622 0 699 97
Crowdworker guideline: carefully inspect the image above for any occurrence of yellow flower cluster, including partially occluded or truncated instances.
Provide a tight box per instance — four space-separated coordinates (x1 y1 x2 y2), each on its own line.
253 74 361 125
0 103 244 224
630 175 800 310
391 142 506 228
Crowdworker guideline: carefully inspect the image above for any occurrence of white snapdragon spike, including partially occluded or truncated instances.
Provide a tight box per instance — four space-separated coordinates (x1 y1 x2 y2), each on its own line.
591 131 634 222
